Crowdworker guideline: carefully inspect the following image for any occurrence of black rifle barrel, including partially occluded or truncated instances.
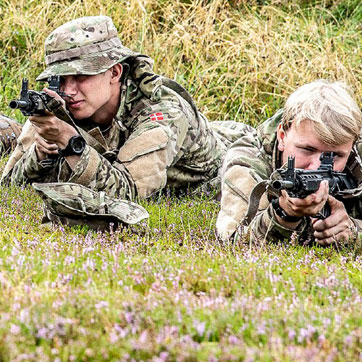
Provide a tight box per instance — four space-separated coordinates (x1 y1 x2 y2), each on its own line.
272 180 294 190
8 100 29 109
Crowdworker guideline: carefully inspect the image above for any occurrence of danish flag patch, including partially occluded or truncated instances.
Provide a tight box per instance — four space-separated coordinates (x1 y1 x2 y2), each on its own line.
150 112 164 121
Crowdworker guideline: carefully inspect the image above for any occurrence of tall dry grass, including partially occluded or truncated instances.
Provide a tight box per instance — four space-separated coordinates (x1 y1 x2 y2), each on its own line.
1 0 361 124
0 2 362 360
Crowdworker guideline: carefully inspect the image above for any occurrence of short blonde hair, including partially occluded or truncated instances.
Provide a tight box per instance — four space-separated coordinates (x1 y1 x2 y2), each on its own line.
282 80 362 145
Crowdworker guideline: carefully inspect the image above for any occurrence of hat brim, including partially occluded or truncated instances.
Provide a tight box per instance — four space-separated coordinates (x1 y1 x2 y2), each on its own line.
36 46 138 81
32 182 149 225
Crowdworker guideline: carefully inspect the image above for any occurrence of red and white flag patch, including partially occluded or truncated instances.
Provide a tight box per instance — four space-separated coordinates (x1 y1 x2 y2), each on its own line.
150 112 164 121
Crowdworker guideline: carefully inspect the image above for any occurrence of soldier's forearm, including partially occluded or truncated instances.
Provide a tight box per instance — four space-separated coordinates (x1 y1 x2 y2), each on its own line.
249 204 308 244
66 146 137 201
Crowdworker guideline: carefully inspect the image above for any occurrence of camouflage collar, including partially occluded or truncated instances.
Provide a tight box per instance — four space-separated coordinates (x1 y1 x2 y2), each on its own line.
257 109 283 169
114 55 161 129
114 78 141 129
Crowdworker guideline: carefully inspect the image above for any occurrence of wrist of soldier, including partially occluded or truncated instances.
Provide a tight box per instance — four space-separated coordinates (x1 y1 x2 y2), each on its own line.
274 213 303 228
57 135 75 149
271 198 303 226
56 128 79 149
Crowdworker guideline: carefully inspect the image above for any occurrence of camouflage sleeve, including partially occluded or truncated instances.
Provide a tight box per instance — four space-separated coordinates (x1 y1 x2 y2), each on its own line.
216 164 310 244
1 120 37 185
247 203 310 245
0 118 136 199
346 198 362 241
3 143 54 184
216 164 268 240
216 128 310 244
3 139 137 199
349 218 362 240
0 114 23 156
62 145 137 200
117 106 190 198
216 126 269 240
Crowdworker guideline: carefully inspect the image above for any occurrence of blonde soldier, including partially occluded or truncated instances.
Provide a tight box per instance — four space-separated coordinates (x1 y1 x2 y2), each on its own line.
2 16 243 227
217 80 362 246
0 114 22 155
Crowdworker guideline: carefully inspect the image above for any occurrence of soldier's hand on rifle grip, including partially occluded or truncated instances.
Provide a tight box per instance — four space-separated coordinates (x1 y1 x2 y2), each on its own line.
278 180 329 221
311 195 357 245
33 133 59 161
43 87 66 105
29 88 78 150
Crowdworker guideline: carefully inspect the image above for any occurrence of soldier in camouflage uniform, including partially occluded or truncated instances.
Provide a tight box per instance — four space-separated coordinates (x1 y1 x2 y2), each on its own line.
217 80 362 246
1 16 243 227
0 114 22 155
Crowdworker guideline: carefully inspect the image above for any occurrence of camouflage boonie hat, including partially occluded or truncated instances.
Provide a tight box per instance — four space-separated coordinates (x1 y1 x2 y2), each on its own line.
32 182 149 229
36 16 138 81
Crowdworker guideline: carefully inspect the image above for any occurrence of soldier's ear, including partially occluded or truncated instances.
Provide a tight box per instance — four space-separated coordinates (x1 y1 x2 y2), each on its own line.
277 123 285 151
110 64 123 83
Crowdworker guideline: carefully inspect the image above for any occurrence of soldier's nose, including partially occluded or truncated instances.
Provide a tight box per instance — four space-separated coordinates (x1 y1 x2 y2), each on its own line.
62 77 78 95
307 154 322 170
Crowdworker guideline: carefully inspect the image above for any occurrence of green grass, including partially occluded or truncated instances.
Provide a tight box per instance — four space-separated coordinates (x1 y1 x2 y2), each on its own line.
0 155 361 361
0 1 362 361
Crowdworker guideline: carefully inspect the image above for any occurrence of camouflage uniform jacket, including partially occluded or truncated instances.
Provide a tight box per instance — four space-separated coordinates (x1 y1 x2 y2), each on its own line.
2 57 233 200
0 114 22 155
216 110 362 244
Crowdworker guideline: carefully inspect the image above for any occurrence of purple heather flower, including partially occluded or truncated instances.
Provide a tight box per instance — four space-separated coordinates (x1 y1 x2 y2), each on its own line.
193 319 206 337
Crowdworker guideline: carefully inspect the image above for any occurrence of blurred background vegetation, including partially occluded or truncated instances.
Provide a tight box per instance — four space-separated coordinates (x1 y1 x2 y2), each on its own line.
0 2 362 360
1 0 361 127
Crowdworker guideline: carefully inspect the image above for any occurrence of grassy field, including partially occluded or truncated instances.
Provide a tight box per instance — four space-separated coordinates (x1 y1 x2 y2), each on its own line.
0 0 362 361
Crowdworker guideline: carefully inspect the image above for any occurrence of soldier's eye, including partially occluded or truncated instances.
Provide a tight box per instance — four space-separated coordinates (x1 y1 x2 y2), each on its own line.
75 75 87 82
301 147 313 153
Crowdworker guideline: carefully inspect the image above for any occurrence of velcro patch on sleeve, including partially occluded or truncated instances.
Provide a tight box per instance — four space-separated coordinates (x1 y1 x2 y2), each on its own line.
118 126 169 163
118 127 170 198
149 112 164 121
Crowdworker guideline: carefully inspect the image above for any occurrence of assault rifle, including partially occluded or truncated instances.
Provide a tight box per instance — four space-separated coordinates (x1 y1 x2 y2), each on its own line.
272 152 356 219
9 76 68 116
